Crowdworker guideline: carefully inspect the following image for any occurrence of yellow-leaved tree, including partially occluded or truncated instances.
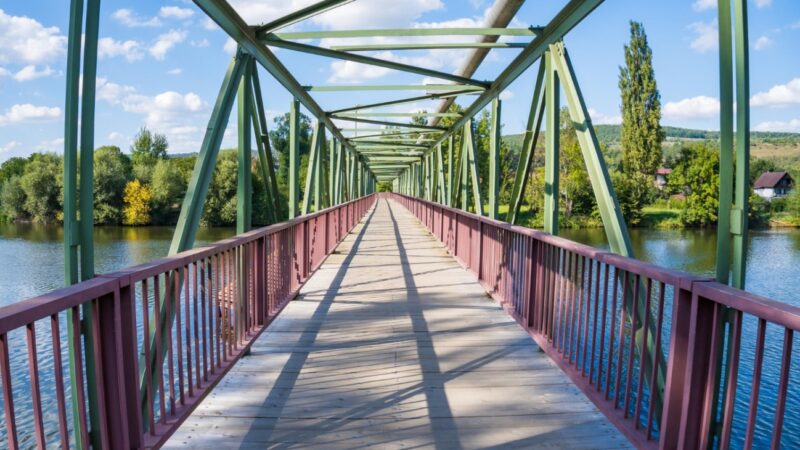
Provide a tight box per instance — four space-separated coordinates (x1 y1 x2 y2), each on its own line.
123 179 152 225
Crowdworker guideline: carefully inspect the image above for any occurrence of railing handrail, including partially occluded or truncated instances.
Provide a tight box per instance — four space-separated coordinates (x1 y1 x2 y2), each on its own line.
0 194 374 334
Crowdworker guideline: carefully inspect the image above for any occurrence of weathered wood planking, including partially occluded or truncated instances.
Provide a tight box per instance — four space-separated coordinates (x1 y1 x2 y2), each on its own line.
164 200 631 450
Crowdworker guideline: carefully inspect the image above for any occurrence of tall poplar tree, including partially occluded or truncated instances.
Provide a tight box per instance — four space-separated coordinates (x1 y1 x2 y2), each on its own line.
618 21 664 223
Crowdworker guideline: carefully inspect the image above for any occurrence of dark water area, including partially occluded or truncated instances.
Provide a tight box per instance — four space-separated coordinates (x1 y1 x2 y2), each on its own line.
1 224 800 447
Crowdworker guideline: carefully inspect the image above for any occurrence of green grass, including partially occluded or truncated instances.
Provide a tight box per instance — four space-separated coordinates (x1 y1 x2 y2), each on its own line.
642 206 682 228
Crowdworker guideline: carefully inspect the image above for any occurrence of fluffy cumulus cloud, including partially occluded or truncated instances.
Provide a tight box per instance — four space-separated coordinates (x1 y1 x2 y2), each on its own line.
0 103 62 126
755 0 772 8
327 50 447 83
690 20 718 53
159 6 194 20
0 141 22 154
112 9 162 28
755 118 800 132
98 37 144 62
751 78 800 107
13 65 55 82
692 0 716 11
0 9 66 65
663 96 720 119
588 108 622 125
149 30 187 60
754 35 773 51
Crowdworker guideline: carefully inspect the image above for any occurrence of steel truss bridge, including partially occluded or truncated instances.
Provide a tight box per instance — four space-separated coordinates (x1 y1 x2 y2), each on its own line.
1 1 794 449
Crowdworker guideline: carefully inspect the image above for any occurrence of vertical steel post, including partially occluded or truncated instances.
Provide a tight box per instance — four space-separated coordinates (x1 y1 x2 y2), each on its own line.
543 49 560 235
716 0 734 285
436 143 446 204
289 98 300 218
731 0 750 289
302 121 322 215
64 0 102 445
507 61 546 224
237 55 253 234
489 98 501 219
250 66 281 221
465 120 484 216
447 135 454 206
460 130 469 211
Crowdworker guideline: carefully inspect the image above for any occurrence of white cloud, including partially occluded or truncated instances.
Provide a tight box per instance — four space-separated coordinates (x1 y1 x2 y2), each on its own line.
690 21 718 53
167 68 183 75
112 9 162 28
159 6 194 20
754 118 800 132
98 37 144 62
499 90 513 101
588 108 622 125
0 141 22 154
191 38 210 48
36 138 64 152
95 77 137 104
149 29 187 60
13 65 55 82
328 60 392 83
311 0 444 29
223 38 238 55
108 131 124 140
0 10 66 65
202 17 217 31
754 35 773 51
755 0 772 8
0 67 9 77
692 0 716 11
663 96 720 119
751 78 800 107
0 104 62 126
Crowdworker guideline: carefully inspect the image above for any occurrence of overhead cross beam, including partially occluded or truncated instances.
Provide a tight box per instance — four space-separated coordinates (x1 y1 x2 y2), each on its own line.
274 27 540 39
255 0 353 35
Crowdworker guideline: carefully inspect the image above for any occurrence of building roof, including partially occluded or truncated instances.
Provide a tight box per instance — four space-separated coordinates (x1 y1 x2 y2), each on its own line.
754 171 792 189
656 168 672 175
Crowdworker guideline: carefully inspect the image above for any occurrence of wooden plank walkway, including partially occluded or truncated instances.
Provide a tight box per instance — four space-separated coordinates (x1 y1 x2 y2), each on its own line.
164 199 630 449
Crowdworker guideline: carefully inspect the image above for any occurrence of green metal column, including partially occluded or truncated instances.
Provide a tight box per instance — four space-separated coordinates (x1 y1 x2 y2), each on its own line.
507 61 546 224
64 0 102 446
543 49 560 235
237 55 253 233
314 127 324 210
289 98 300 218
464 120 484 216
436 143 446 204
732 0 750 289
250 65 281 223
488 98 501 219
447 135 454 206
460 131 468 211
716 0 734 284
302 121 322 215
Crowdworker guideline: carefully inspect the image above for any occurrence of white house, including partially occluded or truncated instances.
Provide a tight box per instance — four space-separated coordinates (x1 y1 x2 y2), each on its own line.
754 171 793 200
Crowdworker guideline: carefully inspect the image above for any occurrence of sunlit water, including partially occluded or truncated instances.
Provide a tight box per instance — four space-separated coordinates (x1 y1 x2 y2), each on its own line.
1 224 799 447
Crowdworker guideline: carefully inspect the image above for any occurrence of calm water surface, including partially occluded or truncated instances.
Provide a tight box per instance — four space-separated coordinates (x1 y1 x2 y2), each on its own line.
2 224 800 447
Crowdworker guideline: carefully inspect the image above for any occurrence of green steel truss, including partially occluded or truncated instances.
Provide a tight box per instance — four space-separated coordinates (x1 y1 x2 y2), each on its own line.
60 0 750 443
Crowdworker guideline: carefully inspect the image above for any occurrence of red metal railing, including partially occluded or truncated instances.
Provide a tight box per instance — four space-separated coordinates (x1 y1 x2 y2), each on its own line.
389 193 800 450
0 194 375 449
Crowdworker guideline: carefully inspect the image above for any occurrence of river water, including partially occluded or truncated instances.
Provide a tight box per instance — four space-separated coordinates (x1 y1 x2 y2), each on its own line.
1 223 799 447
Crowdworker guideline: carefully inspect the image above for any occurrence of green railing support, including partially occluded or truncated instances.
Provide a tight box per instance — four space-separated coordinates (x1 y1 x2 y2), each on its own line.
488 98 501 219
507 61 546 225
289 98 300 218
543 49 560 235
237 55 253 234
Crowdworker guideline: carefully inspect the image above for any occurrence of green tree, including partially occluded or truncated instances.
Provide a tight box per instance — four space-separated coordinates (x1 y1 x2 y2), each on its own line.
20 153 62 223
619 21 664 221
94 146 132 224
130 127 168 183
0 175 27 220
123 179 152 225
0 157 28 186
667 143 719 227
269 111 312 194
150 159 186 224
202 149 238 226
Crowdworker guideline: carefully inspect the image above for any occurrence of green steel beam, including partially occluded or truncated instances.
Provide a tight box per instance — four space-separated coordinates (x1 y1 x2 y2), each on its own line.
488 98 501 219
332 115 446 130
424 0 603 156
237 55 253 233
716 0 733 285
274 27 539 39
353 141 428 148
732 0 750 289
460 134 468 210
306 84 484 92
436 143 446 203
262 35 488 88
250 65 280 222
302 121 323 215
255 0 353 35
289 98 300 218
447 135 454 206
332 42 528 51
465 121 484 215
64 0 102 446
335 112 461 118
328 138 335 206
543 49 559 234
507 60 545 224
329 90 474 114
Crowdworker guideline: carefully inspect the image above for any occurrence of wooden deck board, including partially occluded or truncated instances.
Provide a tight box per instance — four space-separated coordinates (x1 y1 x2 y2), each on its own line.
163 199 630 449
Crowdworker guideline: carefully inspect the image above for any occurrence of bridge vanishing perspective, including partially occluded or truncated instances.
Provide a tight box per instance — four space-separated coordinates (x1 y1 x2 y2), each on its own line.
1 0 797 449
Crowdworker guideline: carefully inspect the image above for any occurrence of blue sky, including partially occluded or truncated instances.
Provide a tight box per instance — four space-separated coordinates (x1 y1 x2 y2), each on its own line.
0 0 798 162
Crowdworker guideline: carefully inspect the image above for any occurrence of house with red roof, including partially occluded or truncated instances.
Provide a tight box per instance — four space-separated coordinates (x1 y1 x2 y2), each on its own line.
754 171 793 200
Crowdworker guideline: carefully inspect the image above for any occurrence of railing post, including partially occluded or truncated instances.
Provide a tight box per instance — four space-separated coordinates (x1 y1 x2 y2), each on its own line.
660 282 718 449
95 277 143 448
